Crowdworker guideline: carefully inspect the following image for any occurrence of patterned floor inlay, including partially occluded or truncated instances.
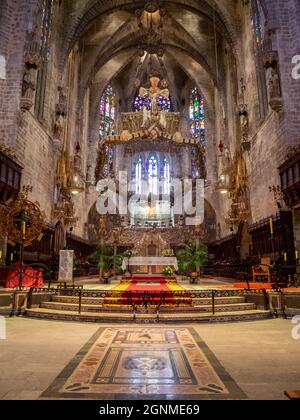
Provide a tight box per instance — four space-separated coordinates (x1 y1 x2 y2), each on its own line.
41 327 246 400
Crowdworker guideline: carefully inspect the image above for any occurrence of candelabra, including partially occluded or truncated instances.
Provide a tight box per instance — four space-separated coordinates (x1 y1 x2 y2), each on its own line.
0 186 45 289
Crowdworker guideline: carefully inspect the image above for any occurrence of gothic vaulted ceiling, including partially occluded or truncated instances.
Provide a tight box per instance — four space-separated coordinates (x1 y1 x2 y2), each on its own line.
60 0 244 116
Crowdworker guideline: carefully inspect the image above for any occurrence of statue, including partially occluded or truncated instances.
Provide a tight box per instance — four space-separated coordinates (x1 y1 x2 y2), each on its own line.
54 114 65 140
53 86 68 141
20 67 37 111
56 87 68 116
267 67 281 99
266 66 283 112
263 42 283 112
95 146 108 181
159 110 167 129
20 29 41 111
224 147 232 173
239 108 249 141
142 106 151 128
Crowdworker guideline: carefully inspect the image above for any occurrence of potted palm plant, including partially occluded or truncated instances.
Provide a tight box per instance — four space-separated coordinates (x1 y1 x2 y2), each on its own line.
177 243 208 284
90 244 114 283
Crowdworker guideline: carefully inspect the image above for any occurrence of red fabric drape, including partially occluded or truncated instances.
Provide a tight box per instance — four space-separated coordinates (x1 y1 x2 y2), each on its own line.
5 265 43 288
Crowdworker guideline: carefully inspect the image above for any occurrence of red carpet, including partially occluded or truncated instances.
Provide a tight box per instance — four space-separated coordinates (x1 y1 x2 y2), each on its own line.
104 276 192 306
131 276 168 283
127 276 171 291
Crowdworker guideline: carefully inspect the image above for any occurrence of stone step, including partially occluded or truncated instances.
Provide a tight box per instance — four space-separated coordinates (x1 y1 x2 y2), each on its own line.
25 307 271 323
51 294 246 306
40 301 256 313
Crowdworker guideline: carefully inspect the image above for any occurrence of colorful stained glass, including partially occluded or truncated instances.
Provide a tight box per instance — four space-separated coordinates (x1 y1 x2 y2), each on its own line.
147 155 158 195
134 95 171 112
99 85 115 138
251 0 265 46
135 157 142 194
191 148 200 178
40 0 53 61
190 87 205 145
163 157 170 194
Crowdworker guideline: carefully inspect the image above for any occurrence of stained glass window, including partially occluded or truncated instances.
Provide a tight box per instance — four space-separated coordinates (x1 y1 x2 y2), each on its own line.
251 0 265 46
158 96 172 112
135 157 142 194
191 148 200 178
147 155 158 195
40 0 54 61
134 95 171 112
189 87 206 145
250 0 268 118
34 0 54 119
99 85 115 138
163 157 170 194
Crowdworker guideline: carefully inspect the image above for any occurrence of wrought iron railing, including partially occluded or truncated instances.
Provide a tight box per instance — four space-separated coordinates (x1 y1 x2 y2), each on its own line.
22 286 271 320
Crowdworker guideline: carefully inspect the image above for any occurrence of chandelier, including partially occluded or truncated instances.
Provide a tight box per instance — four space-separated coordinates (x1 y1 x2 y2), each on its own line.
70 142 85 195
215 174 231 195
215 141 232 194
135 1 166 57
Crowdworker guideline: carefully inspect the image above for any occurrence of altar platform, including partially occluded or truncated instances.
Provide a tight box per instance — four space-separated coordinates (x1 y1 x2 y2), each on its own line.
20 275 272 323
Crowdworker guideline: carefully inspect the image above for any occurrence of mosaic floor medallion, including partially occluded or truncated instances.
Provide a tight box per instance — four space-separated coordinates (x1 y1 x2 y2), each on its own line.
42 327 246 400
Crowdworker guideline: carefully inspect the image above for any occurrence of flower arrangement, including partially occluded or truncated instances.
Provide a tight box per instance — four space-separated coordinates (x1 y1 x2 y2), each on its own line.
162 266 174 276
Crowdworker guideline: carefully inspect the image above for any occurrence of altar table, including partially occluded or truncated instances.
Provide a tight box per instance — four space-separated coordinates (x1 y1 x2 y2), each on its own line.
122 257 178 271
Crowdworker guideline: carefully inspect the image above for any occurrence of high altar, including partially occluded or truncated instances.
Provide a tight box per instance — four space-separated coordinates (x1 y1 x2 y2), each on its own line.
95 76 210 271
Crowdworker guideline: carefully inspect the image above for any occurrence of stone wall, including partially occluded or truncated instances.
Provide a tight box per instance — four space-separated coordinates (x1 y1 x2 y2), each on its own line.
0 0 33 147
16 112 55 219
239 0 300 223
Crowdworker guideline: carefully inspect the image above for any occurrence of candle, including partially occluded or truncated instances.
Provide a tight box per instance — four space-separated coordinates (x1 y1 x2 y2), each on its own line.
21 221 26 236
284 252 287 262
296 250 299 260
10 253 13 262
269 218 274 236
0 250 2 260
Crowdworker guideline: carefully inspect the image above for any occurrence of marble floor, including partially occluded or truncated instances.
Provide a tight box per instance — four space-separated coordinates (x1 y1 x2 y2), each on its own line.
0 317 299 400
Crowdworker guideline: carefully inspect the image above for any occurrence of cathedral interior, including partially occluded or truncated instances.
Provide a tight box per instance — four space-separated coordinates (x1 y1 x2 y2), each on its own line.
0 0 300 402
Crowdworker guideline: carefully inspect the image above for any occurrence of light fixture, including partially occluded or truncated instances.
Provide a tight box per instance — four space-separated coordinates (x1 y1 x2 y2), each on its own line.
135 1 166 56
215 175 230 194
69 142 85 195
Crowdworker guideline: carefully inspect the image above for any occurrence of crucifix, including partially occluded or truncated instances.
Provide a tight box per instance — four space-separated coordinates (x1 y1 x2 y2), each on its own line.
139 76 169 114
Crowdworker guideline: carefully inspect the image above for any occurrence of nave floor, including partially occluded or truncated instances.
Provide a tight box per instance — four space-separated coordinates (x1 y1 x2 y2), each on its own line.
0 317 299 400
